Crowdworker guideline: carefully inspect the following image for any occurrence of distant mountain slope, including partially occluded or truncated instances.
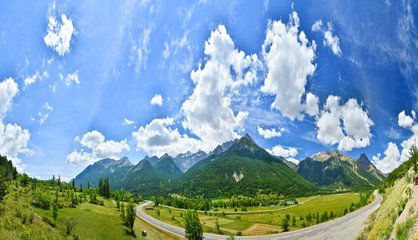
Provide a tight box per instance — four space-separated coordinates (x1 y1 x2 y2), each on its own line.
297 150 381 188
112 159 170 195
173 150 208 173
273 156 298 171
356 153 385 181
75 157 133 188
178 134 316 198
74 156 172 196
152 154 182 180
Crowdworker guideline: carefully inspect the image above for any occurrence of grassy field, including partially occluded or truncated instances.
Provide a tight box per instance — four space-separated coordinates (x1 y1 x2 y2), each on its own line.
145 192 361 236
0 184 183 240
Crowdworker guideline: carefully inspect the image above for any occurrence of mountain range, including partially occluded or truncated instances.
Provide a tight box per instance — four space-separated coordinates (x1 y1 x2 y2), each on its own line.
74 134 384 197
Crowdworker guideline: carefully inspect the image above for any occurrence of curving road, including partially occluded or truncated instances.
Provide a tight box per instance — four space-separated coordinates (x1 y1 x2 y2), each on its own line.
135 191 382 240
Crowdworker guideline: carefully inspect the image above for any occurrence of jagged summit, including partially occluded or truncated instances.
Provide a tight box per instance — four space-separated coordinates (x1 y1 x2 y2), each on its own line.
312 150 332 161
356 153 385 180
160 153 172 159
228 134 259 152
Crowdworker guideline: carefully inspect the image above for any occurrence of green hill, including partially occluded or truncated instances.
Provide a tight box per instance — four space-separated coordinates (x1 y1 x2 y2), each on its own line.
75 157 172 196
75 157 133 188
297 150 381 188
152 154 182 180
178 134 316 198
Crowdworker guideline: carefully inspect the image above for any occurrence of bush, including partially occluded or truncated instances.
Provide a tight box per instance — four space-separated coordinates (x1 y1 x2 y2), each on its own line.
28 212 34 224
64 217 76 235
396 217 415 240
33 190 52 209
42 216 55 227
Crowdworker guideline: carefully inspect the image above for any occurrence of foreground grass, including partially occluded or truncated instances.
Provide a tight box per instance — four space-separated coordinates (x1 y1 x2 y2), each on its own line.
0 184 183 240
145 192 361 236
359 169 417 240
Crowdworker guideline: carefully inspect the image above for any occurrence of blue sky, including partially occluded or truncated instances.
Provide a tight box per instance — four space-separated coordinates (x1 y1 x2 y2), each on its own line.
0 0 417 180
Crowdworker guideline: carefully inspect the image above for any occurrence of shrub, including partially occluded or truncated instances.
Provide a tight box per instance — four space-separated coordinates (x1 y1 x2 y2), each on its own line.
33 190 52 209
63 217 76 235
42 216 55 227
28 212 34 224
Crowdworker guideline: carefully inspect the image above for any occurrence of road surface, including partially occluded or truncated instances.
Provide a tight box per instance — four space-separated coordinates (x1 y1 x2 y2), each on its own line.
135 191 382 240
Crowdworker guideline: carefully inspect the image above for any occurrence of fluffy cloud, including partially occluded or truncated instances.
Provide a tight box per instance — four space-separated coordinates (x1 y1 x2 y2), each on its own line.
261 11 317 120
396 110 418 164
267 145 298 158
150 94 163 106
316 96 373 151
38 102 53 125
59 71 80 87
66 150 96 166
181 25 259 150
372 142 401 173
312 20 342 57
257 126 284 138
132 117 202 157
44 14 75 56
0 78 19 114
398 110 415 128
66 130 130 165
0 78 31 168
304 92 319 116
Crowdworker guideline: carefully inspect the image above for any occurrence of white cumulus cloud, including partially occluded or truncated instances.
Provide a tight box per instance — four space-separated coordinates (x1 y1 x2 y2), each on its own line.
66 130 130 165
150 94 163 106
181 25 259 150
396 110 418 165
398 110 415 128
0 78 31 169
257 126 284 139
268 145 298 158
261 11 317 120
44 14 75 56
372 142 401 173
316 96 373 151
132 117 203 157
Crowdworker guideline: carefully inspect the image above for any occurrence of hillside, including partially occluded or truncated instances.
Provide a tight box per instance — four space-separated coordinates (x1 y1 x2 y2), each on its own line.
75 157 133 188
178 134 316 198
358 154 418 239
152 154 182 180
297 150 381 188
75 157 172 196
0 156 181 240
356 153 385 181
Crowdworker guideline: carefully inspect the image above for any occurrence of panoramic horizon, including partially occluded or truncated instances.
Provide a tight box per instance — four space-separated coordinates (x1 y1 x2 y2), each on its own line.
1 0 417 182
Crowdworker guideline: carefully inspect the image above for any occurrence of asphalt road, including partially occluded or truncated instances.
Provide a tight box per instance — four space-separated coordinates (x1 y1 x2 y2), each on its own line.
135 191 382 240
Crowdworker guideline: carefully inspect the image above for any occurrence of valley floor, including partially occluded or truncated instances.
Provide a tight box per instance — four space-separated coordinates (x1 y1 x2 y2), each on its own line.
136 191 381 239
140 192 370 236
